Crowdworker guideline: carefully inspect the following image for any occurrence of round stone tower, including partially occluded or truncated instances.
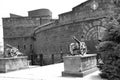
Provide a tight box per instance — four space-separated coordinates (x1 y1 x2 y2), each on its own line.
28 8 52 19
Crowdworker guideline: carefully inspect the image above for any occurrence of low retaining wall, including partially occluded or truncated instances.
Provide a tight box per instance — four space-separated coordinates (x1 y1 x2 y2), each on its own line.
0 56 29 73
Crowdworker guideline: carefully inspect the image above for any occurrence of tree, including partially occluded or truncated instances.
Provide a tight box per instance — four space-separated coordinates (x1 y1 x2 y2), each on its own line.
97 21 120 80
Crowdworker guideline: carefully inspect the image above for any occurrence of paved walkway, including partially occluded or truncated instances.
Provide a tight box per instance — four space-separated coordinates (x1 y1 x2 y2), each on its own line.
0 63 106 80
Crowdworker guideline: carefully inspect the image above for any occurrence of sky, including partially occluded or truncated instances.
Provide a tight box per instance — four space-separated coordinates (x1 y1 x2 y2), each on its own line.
0 0 87 49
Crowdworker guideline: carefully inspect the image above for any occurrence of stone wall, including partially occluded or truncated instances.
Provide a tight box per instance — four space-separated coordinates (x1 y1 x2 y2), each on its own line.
3 17 52 38
3 0 120 65
3 27 35 38
59 0 115 24
4 37 33 56
3 17 40 28
34 23 81 55
34 18 104 64
3 13 52 56
33 10 115 65
59 11 72 23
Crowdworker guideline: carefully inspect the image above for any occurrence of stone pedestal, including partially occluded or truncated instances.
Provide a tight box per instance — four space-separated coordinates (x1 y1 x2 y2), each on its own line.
0 56 29 73
62 54 98 77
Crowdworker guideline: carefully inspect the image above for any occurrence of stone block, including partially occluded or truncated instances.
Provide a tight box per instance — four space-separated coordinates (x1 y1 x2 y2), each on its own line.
0 56 29 73
62 54 98 77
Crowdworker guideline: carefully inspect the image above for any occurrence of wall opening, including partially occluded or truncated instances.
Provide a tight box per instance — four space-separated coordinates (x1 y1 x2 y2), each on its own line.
24 45 26 50
18 45 19 49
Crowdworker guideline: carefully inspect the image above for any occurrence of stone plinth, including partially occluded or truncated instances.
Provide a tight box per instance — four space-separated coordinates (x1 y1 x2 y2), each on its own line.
0 56 29 73
62 54 98 77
